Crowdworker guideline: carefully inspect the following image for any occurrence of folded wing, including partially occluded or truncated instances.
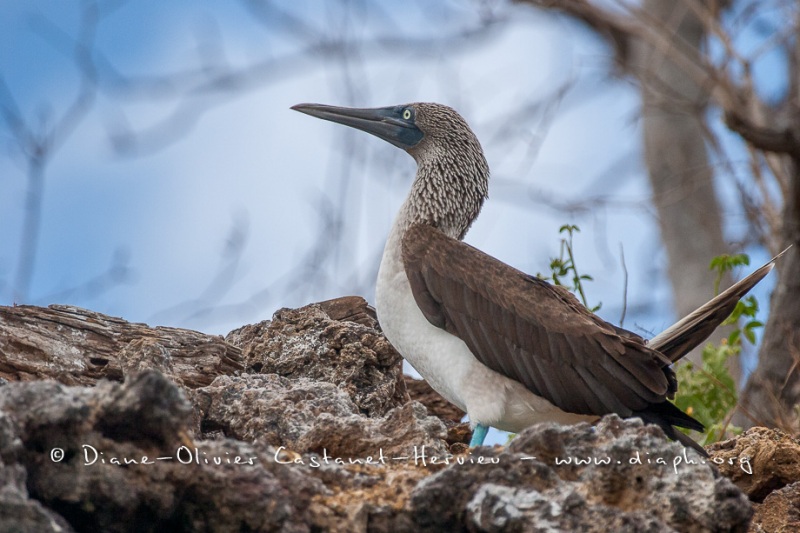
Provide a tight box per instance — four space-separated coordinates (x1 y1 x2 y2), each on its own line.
401 224 702 434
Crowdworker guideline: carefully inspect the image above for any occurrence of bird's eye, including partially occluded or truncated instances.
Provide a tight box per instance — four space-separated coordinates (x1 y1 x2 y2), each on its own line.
402 109 412 120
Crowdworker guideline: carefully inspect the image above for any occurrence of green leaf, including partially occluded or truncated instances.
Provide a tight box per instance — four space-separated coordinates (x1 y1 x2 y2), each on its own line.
542 223 601 312
672 281 765 446
559 224 580 234
710 253 752 296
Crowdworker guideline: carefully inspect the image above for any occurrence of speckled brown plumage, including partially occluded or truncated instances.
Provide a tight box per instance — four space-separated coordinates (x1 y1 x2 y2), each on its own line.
400 103 489 240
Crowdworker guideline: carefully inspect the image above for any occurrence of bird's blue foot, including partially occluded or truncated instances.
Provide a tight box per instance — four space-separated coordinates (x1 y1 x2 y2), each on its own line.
469 423 489 447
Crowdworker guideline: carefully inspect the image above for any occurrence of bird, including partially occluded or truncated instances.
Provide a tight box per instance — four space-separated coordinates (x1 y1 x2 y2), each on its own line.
291 101 783 455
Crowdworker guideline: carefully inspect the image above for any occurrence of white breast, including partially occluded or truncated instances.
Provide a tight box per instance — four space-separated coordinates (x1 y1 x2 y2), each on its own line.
374 219 597 432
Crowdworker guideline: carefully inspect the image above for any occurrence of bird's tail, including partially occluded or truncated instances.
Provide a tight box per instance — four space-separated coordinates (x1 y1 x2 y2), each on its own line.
648 247 790 363
635 402 708 456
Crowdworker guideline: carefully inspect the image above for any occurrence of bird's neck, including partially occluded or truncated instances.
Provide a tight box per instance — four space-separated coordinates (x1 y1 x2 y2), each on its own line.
398 154 489 241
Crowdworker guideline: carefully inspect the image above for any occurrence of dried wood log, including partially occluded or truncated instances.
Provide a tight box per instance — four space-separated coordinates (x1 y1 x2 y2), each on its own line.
0 304 243 388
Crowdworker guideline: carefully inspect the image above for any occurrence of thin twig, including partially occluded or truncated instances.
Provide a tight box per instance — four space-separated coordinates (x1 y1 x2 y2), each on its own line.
619 243 628 327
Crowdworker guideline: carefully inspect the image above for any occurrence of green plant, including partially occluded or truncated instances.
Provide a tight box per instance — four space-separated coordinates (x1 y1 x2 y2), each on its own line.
538 225 601 312
672 253 763 445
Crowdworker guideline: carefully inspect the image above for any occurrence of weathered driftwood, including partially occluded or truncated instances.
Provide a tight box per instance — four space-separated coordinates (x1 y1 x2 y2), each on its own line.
0 304 243 388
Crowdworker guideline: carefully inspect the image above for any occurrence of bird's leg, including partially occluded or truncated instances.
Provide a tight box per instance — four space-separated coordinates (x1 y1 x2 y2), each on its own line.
469 423 489 447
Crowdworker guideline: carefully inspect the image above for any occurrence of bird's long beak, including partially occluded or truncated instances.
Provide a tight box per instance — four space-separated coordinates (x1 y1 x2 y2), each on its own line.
291 103 423 149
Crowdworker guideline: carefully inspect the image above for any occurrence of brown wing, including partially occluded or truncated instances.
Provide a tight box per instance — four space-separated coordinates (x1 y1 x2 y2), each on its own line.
400 224 678 419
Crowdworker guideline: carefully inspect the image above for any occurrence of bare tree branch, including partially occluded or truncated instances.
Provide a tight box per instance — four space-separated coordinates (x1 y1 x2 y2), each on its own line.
724 110 800 157
3 0 104 303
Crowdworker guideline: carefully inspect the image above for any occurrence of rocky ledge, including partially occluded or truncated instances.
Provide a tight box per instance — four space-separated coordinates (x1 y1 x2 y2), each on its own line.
0 298 798 532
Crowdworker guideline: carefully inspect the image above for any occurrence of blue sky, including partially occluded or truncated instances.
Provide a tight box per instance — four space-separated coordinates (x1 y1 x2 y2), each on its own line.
1 0 779 417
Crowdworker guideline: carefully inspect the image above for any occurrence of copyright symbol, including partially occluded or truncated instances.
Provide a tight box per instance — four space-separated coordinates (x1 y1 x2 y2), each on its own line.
50 448 65 462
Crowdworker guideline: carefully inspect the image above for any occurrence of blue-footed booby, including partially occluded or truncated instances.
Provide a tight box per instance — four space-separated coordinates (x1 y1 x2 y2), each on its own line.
292 102 782 455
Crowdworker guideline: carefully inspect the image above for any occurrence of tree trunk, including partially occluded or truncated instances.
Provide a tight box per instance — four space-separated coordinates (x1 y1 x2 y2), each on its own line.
629 1 732 372
736 163 800 430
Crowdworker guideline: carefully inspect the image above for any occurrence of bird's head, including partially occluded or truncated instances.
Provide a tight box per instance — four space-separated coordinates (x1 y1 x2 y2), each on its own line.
291 102 484 163
292 102 489 238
